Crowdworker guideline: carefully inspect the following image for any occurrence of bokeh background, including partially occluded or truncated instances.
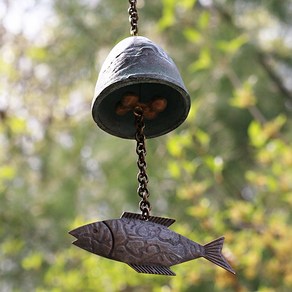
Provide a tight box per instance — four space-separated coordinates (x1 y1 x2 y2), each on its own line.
1 0 292 291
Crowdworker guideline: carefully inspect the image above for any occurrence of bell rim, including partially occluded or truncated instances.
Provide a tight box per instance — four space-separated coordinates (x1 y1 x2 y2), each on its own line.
92 77 191 139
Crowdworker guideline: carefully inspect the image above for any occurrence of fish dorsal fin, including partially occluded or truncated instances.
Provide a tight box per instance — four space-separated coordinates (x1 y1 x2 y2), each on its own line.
128 263 176 276
121 212 175 227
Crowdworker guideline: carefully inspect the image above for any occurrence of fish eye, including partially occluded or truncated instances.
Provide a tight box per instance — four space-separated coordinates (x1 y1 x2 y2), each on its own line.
93 228 98 233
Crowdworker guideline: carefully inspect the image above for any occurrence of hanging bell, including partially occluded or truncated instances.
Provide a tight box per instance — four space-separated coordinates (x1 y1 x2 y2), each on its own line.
92 36 190 139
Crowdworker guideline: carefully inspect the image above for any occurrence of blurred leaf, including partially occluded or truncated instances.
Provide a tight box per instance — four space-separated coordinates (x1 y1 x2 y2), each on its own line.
166 132 192 157
2 239 24 255
248 115 287 148
181 0 197 9
183 28 202 43
217 34 248 55
198 11 210 29
0 165 15 181
178 181 210 200
159 0 176 29
167 160 181 178
205 155 224 176
230 81 257 108
22 252 43 271
262 114 286 139
187 198 211 219
27 47 48 61
8 116 27 134
248 120 266 147
189 48 211 72
195 128 210 148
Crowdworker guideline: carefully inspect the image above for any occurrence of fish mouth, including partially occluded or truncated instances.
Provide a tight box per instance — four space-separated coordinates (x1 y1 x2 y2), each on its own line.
68 228 80 239
68 228 80 246
68 227 93 251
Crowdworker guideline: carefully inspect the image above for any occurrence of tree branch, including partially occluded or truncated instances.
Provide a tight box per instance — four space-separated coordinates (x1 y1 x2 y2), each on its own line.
213 3 292 102
257 52 292 101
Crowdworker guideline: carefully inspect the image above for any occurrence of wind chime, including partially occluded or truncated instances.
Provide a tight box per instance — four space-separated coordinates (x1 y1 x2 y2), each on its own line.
69 0 235 276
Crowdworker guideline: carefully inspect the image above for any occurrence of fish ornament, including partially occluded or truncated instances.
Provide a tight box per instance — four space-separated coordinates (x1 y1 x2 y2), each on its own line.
69 212 235 276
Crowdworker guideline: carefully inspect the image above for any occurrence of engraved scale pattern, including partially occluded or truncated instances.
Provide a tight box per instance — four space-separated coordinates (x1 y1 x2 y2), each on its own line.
105 217 203 266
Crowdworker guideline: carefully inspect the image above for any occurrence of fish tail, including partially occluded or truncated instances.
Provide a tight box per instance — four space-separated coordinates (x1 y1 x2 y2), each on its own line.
203 237 235 274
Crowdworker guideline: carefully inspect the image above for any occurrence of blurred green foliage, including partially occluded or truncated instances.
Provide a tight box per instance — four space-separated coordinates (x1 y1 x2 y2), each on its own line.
0 0 291 291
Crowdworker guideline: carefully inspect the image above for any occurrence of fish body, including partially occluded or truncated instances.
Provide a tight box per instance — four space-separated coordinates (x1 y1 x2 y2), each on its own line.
69 212 235 276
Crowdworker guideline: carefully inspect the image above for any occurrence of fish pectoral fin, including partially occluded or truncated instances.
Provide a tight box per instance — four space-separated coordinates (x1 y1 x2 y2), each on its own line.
128 263 176 276
121 212 175 227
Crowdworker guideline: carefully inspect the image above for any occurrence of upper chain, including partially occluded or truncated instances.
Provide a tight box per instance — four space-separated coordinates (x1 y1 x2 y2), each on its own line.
128 0 139 36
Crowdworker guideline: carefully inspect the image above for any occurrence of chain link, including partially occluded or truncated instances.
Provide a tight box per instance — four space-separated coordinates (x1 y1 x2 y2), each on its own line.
134 107 151 220
128 0 139 36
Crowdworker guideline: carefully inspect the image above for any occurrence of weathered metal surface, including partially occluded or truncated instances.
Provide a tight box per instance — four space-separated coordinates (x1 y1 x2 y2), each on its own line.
92 36 191 139
69 212 235 276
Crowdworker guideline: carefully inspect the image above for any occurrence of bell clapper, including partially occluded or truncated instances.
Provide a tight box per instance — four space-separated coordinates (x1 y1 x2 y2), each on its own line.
116 93 167 120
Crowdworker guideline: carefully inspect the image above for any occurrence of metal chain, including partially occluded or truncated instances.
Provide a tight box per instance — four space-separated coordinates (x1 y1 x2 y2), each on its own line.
128 0 139 36
134 107 151 220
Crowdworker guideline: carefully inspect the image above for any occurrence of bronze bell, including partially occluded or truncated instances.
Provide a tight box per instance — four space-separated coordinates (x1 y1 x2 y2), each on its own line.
92 36 190 139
